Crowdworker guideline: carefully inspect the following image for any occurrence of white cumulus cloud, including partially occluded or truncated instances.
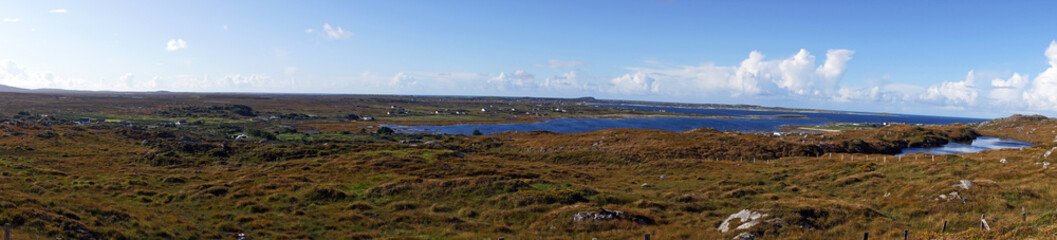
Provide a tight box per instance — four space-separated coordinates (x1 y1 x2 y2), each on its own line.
920 70 979 107
775 49 817 95
391 72 418 87
543 71 587 90
489 70 536 90
815 49 855 93
608 72 657 94
1023 40 1057 112
817 49 855 80
323 23 351 40
218 74 269 88
885 40 1057 114
615 48 853 98
0 60 105 90
1 60 57 89
2 18 20 23
988 73 1030 108
991 73 1030 88
166 39 187 51
119 73 134 84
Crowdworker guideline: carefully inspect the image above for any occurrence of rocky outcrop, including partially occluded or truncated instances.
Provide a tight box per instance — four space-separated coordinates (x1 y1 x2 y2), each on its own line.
572 209 653 225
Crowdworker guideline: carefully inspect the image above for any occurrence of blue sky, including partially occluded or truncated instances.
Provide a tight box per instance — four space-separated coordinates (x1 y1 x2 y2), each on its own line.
3 1 1057 118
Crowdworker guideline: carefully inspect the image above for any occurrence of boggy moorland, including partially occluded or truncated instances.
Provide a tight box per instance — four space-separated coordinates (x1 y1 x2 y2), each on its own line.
0 93 1056 239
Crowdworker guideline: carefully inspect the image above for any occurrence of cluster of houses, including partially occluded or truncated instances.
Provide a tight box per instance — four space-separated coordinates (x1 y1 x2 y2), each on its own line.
388 105 473 116
432 110 467 115
477 106 562 117
482 107 523 112
72 118 107 125
387 105 410 116
164 120 189 126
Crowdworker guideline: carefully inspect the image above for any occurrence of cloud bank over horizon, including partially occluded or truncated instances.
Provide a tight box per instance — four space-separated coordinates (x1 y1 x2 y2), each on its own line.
4 42 1057 118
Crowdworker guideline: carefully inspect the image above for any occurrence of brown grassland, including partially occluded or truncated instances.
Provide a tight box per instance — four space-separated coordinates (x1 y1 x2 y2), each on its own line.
1 92 1056 239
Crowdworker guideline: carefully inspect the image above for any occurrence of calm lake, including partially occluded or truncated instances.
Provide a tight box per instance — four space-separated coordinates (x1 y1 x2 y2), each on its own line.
389 105 1034 155
391 105 986 135
897 136 1034 156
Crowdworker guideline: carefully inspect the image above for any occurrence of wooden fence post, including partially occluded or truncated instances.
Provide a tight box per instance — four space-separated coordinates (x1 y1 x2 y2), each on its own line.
942 220 947 233
980 214 991 231
1023 206 1027 222
903 229 909 240
644 233 651 240
863 232 869 240
4 223 9 240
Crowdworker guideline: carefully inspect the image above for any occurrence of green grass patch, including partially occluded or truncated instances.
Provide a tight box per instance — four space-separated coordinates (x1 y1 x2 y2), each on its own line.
530 183 573 191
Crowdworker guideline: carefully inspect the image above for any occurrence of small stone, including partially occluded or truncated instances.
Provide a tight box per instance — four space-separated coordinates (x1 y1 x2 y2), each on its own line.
178 135 202 143
952 180 975 190
733 232 755 240
572 209 626 223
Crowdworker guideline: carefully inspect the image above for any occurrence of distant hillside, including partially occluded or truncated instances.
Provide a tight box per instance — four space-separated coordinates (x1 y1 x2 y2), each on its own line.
0 84 117 94
974 114 1057 144
0 84 29 92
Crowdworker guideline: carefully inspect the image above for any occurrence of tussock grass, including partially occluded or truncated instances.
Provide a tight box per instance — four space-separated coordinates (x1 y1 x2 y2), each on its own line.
3 95 1057 238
